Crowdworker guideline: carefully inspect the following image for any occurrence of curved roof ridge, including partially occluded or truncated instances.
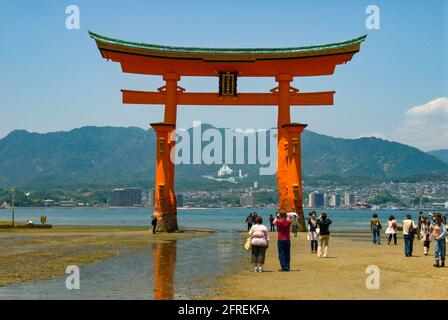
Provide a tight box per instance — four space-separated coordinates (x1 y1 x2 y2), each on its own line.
89 31 367 55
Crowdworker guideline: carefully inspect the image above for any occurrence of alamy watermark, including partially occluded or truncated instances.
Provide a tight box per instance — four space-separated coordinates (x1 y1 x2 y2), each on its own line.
365 265 380 289
65 265 80 290
65 5 80 30
169 121 278 176
365 5 380 30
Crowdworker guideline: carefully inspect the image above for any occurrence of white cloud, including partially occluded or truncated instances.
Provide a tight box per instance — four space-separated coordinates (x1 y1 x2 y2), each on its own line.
391 97 448 151
405 97 448 117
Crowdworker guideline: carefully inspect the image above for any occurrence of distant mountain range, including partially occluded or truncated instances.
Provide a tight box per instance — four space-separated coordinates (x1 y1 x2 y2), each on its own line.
0 125 447 191
429 149 448 164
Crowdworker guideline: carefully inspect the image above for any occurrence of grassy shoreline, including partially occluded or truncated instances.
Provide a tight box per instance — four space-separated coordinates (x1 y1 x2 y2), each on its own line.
0 225 212 287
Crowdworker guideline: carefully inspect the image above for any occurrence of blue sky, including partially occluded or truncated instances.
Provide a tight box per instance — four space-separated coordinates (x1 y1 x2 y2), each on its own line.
0 0 446 150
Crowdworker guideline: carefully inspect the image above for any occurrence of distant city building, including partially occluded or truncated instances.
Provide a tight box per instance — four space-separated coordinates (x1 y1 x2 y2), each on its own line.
309 192 324 208
111 188 142 207
254 181 259 189
218 164 233 177
240 192 254 207
176 193 184 207
323 193 330 207
147 189 155 208
59 200 76 207
43 199 55 207
330 194 341 208
344 192 355 206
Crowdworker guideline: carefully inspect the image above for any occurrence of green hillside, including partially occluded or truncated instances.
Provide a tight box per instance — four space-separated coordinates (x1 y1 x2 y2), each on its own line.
0 126 446 191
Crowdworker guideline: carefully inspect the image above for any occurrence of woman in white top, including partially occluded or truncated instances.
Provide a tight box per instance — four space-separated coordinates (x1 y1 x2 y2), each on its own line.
385 215 398 245
248 215 270 272
420 217 432 256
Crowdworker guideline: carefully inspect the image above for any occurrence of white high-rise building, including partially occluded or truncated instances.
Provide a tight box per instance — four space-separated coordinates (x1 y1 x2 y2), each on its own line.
344 192 355 206
330 194 341 208
240 192 254 207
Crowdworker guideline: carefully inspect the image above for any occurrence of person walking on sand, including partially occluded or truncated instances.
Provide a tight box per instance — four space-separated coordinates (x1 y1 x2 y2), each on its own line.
274 211 292 271
385 215 398 245
420 217 432 256
269 214 275 232
370 213 382 245
432 213 446 268
291 215 299 237
151 215 158 234
417 211 425 240
248 215 270 272
308 212 319 253
317 213 332 258
246 213 254 231
403 214 417 257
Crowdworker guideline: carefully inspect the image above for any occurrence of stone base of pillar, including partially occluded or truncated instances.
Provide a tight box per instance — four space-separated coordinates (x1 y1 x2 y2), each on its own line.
155 212 178 233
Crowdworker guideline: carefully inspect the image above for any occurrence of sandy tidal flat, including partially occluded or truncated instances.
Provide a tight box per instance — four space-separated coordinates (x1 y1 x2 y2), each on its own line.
208 231 448 300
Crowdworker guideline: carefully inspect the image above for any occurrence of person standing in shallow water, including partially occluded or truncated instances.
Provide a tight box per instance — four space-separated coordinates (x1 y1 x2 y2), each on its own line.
385 215 398 245
269 214 275 232
307 212 318 253
317 213 332 258
248 215 270 272
370 213 382 245
432 213 446 268
274 211 292 271
246 213 253 231
151 215 158 234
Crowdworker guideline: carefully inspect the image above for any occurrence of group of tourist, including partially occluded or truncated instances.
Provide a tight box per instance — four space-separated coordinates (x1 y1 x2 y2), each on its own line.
245 209 448 272
370 211 447 267
245 210 332 272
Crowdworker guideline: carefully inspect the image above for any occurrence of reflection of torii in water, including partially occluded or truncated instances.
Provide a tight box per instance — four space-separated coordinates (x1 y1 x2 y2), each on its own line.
152 241 176 300
90 32 366 232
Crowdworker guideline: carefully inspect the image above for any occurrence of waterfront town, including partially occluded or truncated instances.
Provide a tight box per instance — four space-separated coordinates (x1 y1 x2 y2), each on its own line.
1 180 447 211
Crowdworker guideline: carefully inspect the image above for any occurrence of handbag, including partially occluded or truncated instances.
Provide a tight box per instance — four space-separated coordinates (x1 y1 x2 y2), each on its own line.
306 232 311 241
244 237 252 250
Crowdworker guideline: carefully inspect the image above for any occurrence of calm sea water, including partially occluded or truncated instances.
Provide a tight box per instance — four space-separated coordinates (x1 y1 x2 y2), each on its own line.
1 207 442 230
1 207 445 300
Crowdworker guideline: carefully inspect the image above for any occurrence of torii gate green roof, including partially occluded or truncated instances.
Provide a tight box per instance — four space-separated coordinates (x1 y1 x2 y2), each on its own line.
89 31 366 57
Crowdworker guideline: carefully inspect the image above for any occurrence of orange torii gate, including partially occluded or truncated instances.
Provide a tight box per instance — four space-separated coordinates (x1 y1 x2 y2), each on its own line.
90 32 366 232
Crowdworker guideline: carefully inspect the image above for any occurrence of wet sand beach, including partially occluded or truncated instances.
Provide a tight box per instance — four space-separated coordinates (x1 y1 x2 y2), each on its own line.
207 231 448 300
0 226 211 287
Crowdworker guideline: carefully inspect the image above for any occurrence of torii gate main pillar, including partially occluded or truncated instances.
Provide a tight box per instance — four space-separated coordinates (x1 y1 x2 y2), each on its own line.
284 123 307 230
276 74 292 212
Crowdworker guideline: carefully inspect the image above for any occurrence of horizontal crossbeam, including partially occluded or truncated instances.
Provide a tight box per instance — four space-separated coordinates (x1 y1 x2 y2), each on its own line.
121 90 334 106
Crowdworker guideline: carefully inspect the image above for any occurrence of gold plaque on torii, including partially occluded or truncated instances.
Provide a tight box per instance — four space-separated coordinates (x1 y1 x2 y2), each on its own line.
218 72 238 97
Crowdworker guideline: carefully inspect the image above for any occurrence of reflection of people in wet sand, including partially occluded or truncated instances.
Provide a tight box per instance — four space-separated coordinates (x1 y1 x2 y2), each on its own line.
152 241 176 299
